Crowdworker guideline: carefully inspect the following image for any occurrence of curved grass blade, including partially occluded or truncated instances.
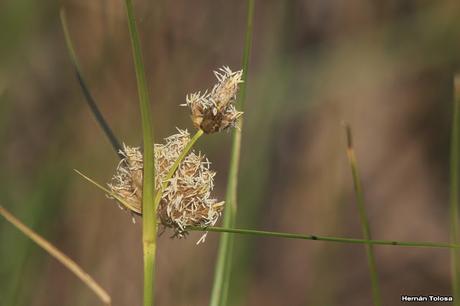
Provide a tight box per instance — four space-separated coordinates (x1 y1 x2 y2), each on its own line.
344 124 382 306
60 9 123 159
0 206 111 306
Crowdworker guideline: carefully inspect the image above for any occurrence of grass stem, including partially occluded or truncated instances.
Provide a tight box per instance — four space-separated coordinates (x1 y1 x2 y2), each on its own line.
0 206 111 306
344 124 382 306
76 171 460 251
191 226 460 249
451 75 460 305
210 1 255 306
123 1 156 306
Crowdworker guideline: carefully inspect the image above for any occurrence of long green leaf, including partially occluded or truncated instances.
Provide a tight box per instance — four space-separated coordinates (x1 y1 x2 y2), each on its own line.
210 1 255 306
123 1 156 306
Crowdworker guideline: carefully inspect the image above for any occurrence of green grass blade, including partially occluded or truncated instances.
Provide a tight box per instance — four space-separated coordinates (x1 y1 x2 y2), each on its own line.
190 226 460 249
59 9 123 159
74 165 460 252
344 124 382 306
122 1 156 306
75 167 460 252
451 75 460 305
210 1 255 306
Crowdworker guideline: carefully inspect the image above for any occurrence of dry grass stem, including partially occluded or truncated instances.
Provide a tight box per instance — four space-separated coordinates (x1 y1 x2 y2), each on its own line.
0 206 111 306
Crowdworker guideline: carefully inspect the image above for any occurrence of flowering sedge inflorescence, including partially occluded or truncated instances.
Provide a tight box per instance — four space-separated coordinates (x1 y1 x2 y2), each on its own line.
108 66 243 242
182 66 243 134
108 129 224 238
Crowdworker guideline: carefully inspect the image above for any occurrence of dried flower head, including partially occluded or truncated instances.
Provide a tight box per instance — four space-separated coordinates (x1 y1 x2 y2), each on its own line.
182 66 243 134
108 129 224 240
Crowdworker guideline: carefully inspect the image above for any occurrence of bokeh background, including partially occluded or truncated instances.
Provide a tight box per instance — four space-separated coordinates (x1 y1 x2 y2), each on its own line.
2 1 460 305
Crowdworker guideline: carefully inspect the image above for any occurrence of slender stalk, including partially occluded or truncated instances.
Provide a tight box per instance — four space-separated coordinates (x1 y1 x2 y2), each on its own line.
73 164 460 265
123 1 155 306
344 124 382 306
60 9 123 159
76 170 460 251
190 226 460 249
0 206 111 306
152 129 204 210
210 1 255 306
451 75 460 305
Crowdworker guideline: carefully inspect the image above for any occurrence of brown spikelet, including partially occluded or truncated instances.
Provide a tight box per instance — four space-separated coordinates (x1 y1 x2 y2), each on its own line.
182 66 243 133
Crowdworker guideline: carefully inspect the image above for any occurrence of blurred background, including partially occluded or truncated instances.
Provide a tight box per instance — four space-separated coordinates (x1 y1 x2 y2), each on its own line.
1 1 460 305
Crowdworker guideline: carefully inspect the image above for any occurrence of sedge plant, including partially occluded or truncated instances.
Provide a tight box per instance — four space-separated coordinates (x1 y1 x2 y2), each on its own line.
3 3 460 306
53 3 460 306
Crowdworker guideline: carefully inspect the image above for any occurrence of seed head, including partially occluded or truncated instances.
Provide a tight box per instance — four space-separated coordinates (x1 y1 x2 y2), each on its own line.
182 66 243 133
108 129 224 241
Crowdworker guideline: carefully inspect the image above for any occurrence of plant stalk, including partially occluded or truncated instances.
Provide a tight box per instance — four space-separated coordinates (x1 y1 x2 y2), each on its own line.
0 206 111 306
123 1 156 306
210 1 255 306
345 124 382 306
76 170 460 251
451 75 460 305
190 226 460 249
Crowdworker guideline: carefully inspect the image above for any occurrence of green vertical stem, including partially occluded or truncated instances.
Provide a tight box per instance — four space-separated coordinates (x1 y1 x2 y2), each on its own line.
60 9 123 159
451 75 460 305
123 1 156 306
345 124 382 306
210 1 255 306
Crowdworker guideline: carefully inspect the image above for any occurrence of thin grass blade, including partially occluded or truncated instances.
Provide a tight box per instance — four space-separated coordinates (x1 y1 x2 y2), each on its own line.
76 167 460 253
0 206 111 306
344 124 382 306
60 9 123 159
451 75 460 305
210 1 255 306
190 226 460 249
